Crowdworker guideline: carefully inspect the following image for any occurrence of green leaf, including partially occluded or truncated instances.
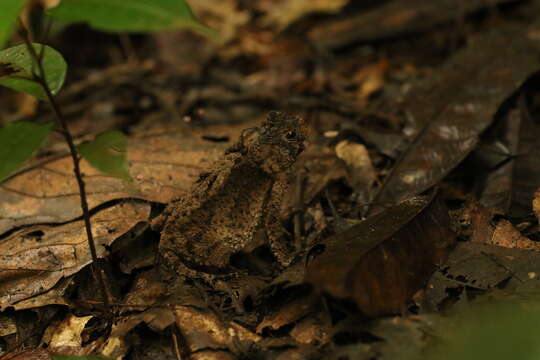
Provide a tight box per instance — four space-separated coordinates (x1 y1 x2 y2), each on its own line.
0 121 53 183
0 0 26 49
0 43 67 99
78 131 131 182
47 0 217 39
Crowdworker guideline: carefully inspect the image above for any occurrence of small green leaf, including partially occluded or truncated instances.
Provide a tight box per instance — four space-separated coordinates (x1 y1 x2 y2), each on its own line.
78 131 131 182
0 0 26 49
48 0 217 39
0 121 53 183
0 43 67 99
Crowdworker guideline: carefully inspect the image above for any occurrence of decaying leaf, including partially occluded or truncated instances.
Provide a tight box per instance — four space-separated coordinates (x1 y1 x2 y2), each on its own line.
372 22 540 208
175 306 261 354
256 296 315 334
0 201 150 310
308 0 519 49
307 192 455 316
426 242 540 308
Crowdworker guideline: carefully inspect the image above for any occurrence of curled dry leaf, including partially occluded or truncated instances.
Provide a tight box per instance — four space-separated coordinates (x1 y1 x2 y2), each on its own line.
468 201 540 251
0 201 150 310
352 59 390 106
175 306 261 354
190 0 251 42
490 220 540 251
256 0 348 31
41 314 93 351
256 296 315 334
306 192 455 316
289 311 332 346
335 140 376 192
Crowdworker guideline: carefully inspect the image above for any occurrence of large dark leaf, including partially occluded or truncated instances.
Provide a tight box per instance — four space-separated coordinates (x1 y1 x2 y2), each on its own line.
306 191 455 316
371 23 540 209
308 0 519 49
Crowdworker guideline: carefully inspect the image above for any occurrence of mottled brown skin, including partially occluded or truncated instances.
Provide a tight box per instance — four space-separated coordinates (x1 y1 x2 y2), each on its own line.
155 112 307 281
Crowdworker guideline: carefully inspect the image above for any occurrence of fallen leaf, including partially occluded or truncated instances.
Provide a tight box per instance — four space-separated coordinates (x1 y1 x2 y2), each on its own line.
335 140 376 192
426 242 540 308
0 126 225 234
372 23 540 208
307 192 455 316
0 201 150 310
42 314 93 350
256 0 348 31
308 0 518 49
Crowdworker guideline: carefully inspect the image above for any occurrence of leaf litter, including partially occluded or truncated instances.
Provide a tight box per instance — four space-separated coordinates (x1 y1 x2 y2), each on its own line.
4 1 540 359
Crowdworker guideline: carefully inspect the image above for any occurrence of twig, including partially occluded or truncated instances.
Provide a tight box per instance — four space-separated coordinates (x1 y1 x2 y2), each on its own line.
21 32 111 313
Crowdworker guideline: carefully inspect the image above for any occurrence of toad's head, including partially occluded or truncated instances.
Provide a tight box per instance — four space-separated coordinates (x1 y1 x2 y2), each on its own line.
232 111 307 174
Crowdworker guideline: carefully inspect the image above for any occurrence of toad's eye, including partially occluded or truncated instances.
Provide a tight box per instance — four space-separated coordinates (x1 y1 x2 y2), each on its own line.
285 130 296 140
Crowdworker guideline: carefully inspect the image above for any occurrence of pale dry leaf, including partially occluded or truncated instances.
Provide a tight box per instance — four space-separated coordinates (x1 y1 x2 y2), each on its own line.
190 0 251 42
256 0 348 30
175 306 261 353
335 140 376 190
351 59 390 106
0 201 150 310
43 314 93 348
12 277 72 311
490 220 540 251
290 314 332 346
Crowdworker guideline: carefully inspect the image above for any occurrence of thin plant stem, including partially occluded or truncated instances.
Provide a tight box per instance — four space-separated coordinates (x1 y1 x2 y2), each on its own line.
21 37 111 313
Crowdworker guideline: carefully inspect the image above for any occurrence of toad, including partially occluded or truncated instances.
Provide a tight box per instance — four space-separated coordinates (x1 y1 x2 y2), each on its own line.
153 111 307 282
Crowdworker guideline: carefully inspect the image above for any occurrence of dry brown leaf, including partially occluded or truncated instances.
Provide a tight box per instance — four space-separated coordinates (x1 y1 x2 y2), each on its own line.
101 308 176 358
0 129 225 234
289 312 332 346
490 220 540 251
190 0 251 42
0 201 150 310
256 0 348 30
175 306 260 353
256 296 314 334
353 59 390 106
0 349 52 360
121 269 167 313
307 193 455 316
